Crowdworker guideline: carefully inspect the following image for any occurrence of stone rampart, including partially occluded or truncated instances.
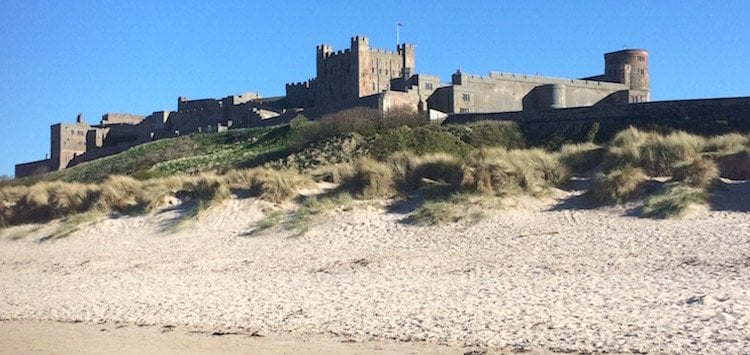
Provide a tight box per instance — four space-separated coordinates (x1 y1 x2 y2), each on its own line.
444 96 750 143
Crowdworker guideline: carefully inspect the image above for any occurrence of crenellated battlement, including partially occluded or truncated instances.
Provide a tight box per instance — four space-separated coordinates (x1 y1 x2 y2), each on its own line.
450 70 629 90
285 80 312 88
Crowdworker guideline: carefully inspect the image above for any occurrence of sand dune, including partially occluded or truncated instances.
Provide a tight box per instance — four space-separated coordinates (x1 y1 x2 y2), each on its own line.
1 184 749 354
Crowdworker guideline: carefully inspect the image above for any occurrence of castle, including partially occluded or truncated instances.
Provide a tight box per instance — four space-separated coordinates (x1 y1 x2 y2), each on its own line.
15 35 650 177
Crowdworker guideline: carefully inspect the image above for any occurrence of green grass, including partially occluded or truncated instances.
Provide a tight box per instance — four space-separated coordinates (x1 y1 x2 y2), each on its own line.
283 193 353 236
404 194 484 226
252 210 283 234
40 211 100 242
17 126 289 184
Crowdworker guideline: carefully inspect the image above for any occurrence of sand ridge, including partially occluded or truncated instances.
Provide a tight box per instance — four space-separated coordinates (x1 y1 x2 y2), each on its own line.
0 186 749 353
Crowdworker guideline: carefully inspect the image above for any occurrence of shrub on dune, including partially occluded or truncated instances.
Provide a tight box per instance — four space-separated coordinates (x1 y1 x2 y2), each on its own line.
11 182 98 224
95 175 144 212
463 148 520 195
604 127 704 176
703 133 748 155
642 184 708 219
406 153 464 191
638 131 704 176
462 148 566 196
587 165 647 204
386 151 421 182
307 163 355 184
139 175 186 211
223 169 257 190
507 148 568 189
47 182 98 217
672 156 719 189
183 173 231 208
248 168 308 203
560 142 604 173
343 157 395 199
604 126 652 170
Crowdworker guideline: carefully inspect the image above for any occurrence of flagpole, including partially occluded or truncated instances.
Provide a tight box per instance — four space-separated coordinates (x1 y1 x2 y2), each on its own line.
396 23 400 46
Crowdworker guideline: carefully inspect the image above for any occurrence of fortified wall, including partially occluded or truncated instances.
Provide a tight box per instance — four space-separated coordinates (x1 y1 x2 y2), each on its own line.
428 49 649 115
443 97 750 144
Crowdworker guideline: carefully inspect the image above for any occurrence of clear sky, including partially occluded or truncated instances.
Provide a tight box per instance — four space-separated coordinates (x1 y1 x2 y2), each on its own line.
1 0 748 177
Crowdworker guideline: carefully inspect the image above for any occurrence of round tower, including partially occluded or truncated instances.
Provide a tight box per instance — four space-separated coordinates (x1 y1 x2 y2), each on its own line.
603 49 649 92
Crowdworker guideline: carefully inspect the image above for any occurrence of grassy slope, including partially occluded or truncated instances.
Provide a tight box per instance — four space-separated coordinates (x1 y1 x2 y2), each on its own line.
14 120 524 185
19 126 292 184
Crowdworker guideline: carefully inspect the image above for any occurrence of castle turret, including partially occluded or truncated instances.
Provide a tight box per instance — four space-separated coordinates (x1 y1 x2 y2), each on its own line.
397 43 415 77
604 49 649 95
352 36 373 97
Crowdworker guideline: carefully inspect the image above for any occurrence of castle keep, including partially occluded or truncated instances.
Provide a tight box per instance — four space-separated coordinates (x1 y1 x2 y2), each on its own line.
16 35 650 177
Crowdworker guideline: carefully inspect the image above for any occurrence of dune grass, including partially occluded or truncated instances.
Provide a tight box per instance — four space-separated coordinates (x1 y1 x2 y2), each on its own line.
308 163 355 184
642 184 708 218
342 158 396 199
604 127 704 176
587 165 647 204
248 168 311 203
404 153 465 197
671 156 719 188
404 194 484 226
703 133 748 155
285 193 353 236
461 148 567 197
560 142 604 173
252 210 283 234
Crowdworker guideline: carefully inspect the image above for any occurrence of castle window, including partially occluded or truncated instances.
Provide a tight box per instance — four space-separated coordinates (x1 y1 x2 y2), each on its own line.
637 56 644 62
459 108 470 113
462 93 471 101
640 69 645 74
425 83 433 90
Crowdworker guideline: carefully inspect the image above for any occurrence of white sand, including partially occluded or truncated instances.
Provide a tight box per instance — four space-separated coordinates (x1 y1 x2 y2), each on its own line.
1 185 749 353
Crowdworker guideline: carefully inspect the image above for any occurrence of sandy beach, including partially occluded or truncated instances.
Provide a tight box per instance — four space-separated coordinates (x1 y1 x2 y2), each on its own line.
1 183 749 354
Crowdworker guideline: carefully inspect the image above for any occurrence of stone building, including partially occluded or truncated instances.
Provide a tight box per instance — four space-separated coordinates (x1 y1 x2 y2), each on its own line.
15 114 92 176
428 49 649 115
285 36 416 109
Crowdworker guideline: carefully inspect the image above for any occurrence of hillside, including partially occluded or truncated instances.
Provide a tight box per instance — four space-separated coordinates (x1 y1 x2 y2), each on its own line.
2 108 750 231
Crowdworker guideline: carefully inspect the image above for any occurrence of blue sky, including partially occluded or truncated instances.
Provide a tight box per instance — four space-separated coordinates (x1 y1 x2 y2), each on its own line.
1 0 748 177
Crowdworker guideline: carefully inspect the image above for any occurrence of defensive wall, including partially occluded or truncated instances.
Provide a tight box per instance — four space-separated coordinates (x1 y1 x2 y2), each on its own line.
101 113 145 125
443 96 750 144
428 49 649 115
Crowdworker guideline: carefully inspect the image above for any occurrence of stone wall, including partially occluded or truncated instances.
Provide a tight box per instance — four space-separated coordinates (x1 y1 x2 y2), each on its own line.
429 70 634 114
101 113 145 126
15 158 54 178
444 96 750 145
